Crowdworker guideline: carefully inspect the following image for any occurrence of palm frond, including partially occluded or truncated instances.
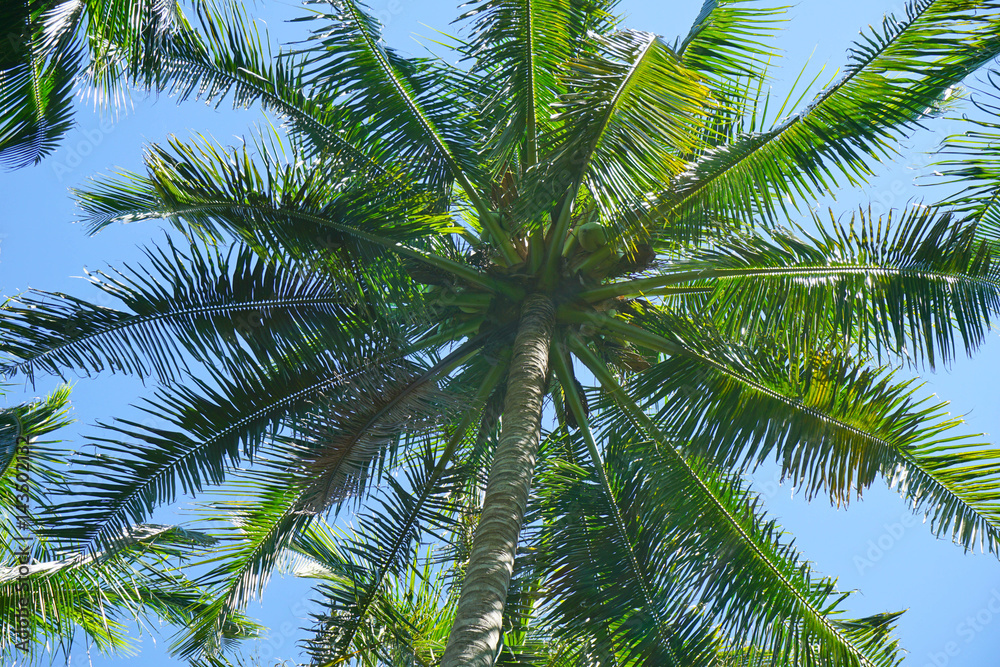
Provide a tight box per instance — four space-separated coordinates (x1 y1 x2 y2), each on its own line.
539 30 713 226
547 353 721 664
571 337 906 667
638 0 1000 232
0 386 73 534
1 525 255 665
0 386 256 665
293 0 487 209
295 360 506 664
677 0 785 88
155 2 393 174
295 536 455 667
75 132 510 296
80 0 189 108
458 0 619 170
1 238 378 384
297 454 464 665
546 382 696 667
79 131 439 243
679 207 1000 368
60 341 484 656
0 0 79 169
168 465 317 660
40 339 411 549
626 312 1000 554
932 69 1000 239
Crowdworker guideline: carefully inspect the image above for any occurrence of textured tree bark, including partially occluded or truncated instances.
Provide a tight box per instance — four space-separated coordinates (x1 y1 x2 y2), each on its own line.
442 293 555 667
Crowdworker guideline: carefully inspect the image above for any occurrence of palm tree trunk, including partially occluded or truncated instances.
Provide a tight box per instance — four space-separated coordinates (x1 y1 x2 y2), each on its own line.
442 293 555 667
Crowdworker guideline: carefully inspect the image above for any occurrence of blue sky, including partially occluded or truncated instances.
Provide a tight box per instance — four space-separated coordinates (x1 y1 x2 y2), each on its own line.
3 0 1000 664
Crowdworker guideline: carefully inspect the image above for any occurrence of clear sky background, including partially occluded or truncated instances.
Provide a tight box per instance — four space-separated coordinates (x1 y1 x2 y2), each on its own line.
3 0 1000 665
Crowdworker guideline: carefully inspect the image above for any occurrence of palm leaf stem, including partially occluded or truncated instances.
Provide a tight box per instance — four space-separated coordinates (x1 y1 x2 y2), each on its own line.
318 355 509 662
542 34 658 288
567 334 885 667
97 201 522 300
579 262 1000 303
337 1 520 265
557 307 682 356
575 244 616 274
275 206 521 298
411 319 486 351
479 213 519 266
580 273 720 302
541 195 576 290
522 0 538 169
550 342 680 663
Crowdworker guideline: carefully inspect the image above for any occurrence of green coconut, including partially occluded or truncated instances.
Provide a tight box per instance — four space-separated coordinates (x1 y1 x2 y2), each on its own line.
576 221 608 252
480 210 504 242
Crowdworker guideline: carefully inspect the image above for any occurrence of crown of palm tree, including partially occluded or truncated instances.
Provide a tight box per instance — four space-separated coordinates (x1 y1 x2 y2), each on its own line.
5 0 1000 665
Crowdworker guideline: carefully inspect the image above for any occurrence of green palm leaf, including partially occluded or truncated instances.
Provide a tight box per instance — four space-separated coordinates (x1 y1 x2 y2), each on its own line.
296 463 463 664
679 207 1000 367
677 0 785 87
572 338 905 667
81 0 190 106
548 345 715 665
542 30 713 224
932 70 1000 239
537 446 721 664
294 0 488 210
169 461 317 660
459 0 619 170
0 0 79 169
75 132 512 296
638 0 1000 231
1 524 258 664
41 340 412 549
15 2 1000 664
292 361 505 664
155 2 393 174
1 239 378 384
0 0 203 168
623 313 1000 553
1 387 256 664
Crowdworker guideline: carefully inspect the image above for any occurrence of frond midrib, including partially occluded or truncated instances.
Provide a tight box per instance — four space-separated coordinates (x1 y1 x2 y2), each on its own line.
574 337 890 667
340 0 489 218
87 200 516 297
575 33 658 194
82 367 358 549
553 352 680 662
2 294 353 377
649 0 970 225
680 346 1000 547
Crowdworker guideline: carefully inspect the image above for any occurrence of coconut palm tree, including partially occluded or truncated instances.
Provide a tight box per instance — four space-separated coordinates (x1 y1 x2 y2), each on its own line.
0 385 258 664
5 0 1000 664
